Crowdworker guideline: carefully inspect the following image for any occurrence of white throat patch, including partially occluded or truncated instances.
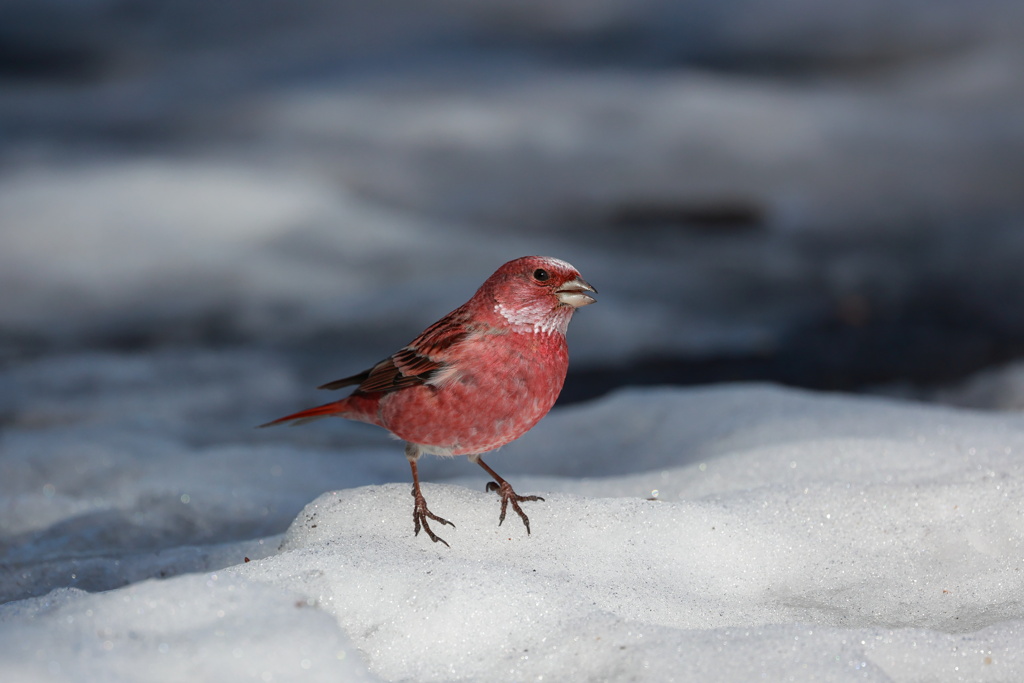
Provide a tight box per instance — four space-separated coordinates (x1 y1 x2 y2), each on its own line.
494 301 571 335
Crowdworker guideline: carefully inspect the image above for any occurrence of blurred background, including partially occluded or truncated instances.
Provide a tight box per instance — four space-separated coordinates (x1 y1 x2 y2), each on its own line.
4 0 1024 605
3 0 1024 411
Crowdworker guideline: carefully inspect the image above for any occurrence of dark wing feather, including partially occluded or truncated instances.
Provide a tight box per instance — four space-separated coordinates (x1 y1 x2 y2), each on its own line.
319 309 472 395
317 369 371 391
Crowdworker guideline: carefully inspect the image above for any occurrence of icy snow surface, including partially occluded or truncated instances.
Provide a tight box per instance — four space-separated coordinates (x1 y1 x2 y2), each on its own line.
4 363 1024 681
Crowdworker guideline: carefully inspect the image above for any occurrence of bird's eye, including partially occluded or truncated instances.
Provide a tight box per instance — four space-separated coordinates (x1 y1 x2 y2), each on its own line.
533 268 550 282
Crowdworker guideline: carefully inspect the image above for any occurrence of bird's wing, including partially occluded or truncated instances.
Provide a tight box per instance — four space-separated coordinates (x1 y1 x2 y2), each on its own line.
317 370 370 391
319 310 472 394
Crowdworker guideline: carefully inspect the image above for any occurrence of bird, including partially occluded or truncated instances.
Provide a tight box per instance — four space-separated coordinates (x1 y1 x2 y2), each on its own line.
261 256 596 546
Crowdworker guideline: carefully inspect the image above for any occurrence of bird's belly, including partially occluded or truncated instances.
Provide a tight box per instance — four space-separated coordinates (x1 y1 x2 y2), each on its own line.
378 334 568 456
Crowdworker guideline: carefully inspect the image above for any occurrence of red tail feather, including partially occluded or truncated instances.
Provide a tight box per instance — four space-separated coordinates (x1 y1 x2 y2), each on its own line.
259 402 345 427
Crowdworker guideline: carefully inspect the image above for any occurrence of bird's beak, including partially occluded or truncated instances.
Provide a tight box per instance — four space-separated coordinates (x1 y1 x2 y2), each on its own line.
556 277 598 308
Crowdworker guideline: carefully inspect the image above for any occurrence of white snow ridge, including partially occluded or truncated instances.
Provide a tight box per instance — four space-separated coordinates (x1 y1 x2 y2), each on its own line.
3 381 1024 681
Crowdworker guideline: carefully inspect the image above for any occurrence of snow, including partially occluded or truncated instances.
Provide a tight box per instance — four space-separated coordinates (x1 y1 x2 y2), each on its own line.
4 0 1024 680
4 1 1024 364
0 578 374 683
5 365 1024 681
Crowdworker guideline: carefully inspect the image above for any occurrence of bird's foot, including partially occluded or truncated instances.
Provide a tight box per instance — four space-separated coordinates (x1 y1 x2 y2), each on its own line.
412 488 454 547
485 481 545 534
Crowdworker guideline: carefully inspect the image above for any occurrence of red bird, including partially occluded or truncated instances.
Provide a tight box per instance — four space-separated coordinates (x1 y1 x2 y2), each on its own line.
262 256 597 546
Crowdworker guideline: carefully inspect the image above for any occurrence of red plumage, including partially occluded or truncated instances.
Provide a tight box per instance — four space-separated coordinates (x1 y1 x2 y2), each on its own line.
262 256 596 545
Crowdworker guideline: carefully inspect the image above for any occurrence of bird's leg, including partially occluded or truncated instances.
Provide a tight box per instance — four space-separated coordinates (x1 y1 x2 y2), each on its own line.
471 455 545 534
407 446 454 547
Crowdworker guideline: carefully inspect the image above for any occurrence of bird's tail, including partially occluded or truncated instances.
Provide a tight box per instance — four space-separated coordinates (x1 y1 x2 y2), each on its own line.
259 401 346 428
258 394 379 428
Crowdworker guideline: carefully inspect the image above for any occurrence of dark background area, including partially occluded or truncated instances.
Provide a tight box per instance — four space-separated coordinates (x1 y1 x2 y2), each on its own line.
3 0 1024 409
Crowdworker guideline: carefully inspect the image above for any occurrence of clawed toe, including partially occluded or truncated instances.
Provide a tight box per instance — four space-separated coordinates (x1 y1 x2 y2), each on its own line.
488 480 544 534
412 489 454 547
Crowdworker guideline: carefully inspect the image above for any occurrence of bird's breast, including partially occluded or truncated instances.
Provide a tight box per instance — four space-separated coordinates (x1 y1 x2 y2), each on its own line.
377 330 569 455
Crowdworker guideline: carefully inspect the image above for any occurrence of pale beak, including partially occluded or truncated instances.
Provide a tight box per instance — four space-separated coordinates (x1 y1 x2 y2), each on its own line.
556 277 598 308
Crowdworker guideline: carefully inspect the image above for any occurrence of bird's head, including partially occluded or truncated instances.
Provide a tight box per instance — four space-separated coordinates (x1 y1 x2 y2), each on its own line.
480 256 597 334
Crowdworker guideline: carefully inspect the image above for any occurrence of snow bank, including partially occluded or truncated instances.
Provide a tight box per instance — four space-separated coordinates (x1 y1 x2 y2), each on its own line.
0 576 377 682
4 383 1024 681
